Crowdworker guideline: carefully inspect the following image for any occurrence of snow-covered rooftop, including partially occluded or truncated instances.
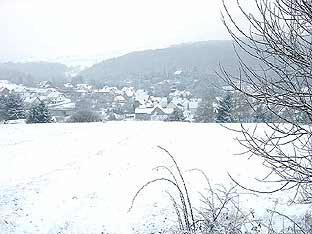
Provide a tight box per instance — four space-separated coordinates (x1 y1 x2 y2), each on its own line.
174 70 183 75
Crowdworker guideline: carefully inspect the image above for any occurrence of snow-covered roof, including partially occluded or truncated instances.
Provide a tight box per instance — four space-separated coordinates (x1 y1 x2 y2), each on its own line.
0 87 9 92
98 87 111 93
64 83 74 88
76 83 93 91
124 89 134 97
114 90 123 95
222 86 235 92
24 96 41 104
50 101 75 110
47 91 63 99
174 70 183 75
135 105 174 115
0 80 9 84
189 101 199 109
171 97 185 105
149 96 161 102
135 89 149 101
39 96 48 101
160 97 168 107
0 80 24 92
170 90 191 98
114 95 126 102
135 107 154 114
160 107 174 115
76 89 87 93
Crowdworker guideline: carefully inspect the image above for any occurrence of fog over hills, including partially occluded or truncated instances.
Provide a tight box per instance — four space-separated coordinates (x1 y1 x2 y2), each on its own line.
79 40 243 84
0 40 257 95
75 40 259 96
0 62 70 86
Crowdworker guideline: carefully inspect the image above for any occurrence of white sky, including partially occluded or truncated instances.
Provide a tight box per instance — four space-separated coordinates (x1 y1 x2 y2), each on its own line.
0 0 251 63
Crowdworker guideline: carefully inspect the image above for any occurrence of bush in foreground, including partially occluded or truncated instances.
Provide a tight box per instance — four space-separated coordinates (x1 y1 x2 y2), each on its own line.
130 147 312 234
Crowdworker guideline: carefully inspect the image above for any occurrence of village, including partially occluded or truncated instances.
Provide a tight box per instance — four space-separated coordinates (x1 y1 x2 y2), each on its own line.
0 79 202 122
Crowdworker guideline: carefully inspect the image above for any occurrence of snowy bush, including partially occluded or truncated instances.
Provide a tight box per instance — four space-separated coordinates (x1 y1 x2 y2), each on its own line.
67 110 102 123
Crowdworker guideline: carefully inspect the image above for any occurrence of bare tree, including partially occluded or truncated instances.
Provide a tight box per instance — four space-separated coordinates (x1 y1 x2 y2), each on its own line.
220 0 312 204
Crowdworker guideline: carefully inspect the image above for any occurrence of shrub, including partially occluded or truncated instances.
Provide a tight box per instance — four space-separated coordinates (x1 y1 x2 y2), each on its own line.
129 147 261 234
68 110 102 123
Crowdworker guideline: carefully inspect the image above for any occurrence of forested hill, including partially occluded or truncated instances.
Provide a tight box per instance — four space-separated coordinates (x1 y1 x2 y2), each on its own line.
78 40 256 89
0 41 258 97
0 62 69 86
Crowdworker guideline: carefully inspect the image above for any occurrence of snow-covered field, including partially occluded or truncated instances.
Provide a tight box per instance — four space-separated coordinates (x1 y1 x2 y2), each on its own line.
0 122 305 234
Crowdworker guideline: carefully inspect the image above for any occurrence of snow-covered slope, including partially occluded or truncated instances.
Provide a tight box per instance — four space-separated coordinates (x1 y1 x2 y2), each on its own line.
0 122 305 234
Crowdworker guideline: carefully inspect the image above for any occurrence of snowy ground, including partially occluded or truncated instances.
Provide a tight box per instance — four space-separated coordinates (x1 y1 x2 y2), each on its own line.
0 122 306 234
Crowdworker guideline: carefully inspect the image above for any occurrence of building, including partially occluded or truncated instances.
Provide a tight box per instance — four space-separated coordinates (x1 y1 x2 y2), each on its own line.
135 105 174 121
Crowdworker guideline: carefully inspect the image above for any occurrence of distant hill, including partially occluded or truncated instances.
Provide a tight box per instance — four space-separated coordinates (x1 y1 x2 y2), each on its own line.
78 40 257 96
0 41 258 97
0 62 70 86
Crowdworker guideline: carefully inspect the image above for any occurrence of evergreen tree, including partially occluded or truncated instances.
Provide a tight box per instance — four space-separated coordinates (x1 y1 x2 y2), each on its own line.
231 92 253 122
172 107 185 121
253 104 272 123
0 95 8 121
296 111 309 124
6 93 25 120
216 93 235 123
194 99 215 123
26 101 52 124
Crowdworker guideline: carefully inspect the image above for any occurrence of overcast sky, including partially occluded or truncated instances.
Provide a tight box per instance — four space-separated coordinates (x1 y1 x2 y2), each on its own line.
0 0 250 63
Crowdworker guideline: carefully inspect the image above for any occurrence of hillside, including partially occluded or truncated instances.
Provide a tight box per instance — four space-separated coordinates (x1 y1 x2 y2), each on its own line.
0 41 258 96
0 122 302 234
0 62 70 86
78 40 256 92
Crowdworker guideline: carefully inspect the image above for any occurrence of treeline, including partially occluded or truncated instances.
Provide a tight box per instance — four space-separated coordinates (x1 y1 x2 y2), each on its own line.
194 91 309 124
0 62 70 87
0 92 103 124
0 92 52 124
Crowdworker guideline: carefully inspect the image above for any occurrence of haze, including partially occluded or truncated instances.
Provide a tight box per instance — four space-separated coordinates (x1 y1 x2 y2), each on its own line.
0 0 249 64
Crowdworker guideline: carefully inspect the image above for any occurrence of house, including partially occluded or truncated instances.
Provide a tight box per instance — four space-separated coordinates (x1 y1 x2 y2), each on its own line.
47 91 67 104
169 90 192 98
39 81 54 88
49 101 75 121
135 89 149 105
167 97 185 110
160 97 168 108
114 95 126 104
167 102 178 109
174 70 183 75
135 105 174 121
64 83 74 89
149 96 168 107
222 85 235 92
135 106 154 120
188 99 200 115
75 84 94 97
98 86 110 93
24 96 42 110
150 106 174 121
122 87 135 97
0 87 10 96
